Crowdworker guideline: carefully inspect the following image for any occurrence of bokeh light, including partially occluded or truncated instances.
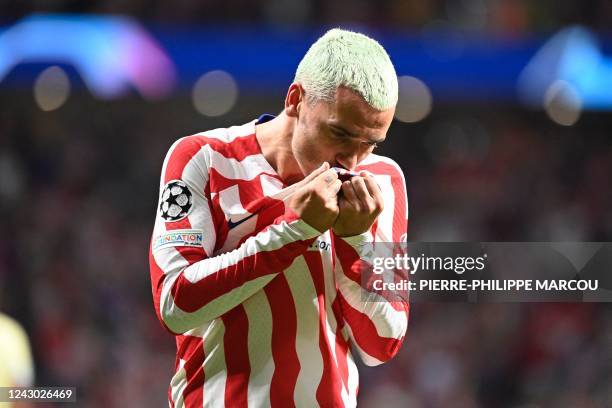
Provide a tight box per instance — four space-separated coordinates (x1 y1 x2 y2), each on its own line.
544 80 582 126
395 76 433 123
192 70 238 117
33 66 70 111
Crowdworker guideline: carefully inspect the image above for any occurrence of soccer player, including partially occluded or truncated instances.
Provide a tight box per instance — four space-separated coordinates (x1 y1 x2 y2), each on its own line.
149 28 409 407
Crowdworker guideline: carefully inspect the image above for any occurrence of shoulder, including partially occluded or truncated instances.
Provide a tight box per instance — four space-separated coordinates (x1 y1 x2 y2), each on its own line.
160 120 259 180
166 120 258 159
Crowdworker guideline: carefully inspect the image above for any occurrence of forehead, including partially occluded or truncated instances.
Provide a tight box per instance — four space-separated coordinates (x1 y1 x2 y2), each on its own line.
319 86 395 132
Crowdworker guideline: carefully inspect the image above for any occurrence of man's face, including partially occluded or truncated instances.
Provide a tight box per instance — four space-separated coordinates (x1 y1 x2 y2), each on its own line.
291 86 395 175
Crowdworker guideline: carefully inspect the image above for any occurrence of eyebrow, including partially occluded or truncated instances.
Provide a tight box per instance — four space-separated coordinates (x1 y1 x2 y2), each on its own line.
329 124 386 144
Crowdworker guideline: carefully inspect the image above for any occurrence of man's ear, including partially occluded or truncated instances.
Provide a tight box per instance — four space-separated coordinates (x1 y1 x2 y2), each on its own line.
285 82 304 118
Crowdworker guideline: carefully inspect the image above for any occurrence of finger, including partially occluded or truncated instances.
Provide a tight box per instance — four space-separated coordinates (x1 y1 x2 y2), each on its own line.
341 180 361 211
304 162 330 183
362 174 384 209
290 162 328 193
350 177 376 211
330 179 343 196
316 168 339 186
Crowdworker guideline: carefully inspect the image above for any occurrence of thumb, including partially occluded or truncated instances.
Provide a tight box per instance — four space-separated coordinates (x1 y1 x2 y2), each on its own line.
301 162 329 185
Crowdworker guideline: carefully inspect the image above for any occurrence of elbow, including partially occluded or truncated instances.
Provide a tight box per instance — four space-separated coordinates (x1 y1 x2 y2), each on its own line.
360 335 406 367
160 310 188 335
160 298 189 335
159 293 211 335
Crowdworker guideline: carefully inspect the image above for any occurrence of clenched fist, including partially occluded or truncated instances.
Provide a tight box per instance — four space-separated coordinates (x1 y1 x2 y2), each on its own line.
332 171 384 237
288 162 343 232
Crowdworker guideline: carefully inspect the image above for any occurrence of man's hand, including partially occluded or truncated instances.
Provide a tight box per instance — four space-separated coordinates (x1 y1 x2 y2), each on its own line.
332 171 384 237
288 162 342 232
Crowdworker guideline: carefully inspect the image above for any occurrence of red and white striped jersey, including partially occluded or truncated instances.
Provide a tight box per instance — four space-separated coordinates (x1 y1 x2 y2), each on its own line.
149 118 409 407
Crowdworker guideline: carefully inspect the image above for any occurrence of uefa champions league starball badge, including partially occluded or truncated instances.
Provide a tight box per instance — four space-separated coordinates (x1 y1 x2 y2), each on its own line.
159 180 193 221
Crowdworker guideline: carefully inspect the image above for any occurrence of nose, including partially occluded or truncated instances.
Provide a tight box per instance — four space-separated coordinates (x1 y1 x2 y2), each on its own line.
335 146 370 170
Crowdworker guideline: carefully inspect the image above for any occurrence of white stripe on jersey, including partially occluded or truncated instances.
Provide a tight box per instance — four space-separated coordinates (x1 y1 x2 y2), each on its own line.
218 184 251 220
372 173 394 241
170 359 188 407
151 120 409 407
334 261 408 339
202 319 227 408
243 292 274 406
181 148 217 256
316 232 353 406
346 348 359 402
285 256 324 408
195 121 257 144
207 146 275 181
183 218 316 284
343 323 384 367
165 274 276 333
260 173 284 196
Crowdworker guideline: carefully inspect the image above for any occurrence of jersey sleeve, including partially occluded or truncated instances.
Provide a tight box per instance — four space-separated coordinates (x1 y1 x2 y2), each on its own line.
332 160 409 366
149 135 320 334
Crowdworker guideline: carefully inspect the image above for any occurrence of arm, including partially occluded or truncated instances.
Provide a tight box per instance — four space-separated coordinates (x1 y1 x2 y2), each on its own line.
332 161 409 366
149 136 321 335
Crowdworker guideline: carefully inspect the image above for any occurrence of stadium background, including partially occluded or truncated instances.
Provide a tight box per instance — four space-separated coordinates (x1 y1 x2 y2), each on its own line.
1 1 612 406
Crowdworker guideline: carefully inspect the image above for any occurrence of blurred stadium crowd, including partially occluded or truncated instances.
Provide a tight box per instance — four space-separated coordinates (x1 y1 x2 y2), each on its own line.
3 0 612 34
1 92 611 406
1 1 612 407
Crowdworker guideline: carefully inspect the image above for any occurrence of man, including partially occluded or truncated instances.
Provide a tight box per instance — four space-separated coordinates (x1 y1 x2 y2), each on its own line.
149 28 409 407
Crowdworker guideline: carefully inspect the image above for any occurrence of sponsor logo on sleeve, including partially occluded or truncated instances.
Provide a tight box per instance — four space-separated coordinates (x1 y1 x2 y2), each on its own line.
153 229 203 251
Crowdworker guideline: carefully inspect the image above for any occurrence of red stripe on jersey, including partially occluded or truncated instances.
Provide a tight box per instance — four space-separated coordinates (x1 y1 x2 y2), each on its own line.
237 201 286 247
266 275 300 407
222 306 250 407
166 218 192 231
238 175 264 211
356 161 408 241
253 199 285 233
170 240 312 313
193 133 261 162
207 183 230 254
335 326 350 393
304 253 343 407
163 132 263 234
149 244 173 333
332 237 361 285
179 335 205 407
164 196 193 231
175 246 206 264
166 134 260 185
336 291 406 362
336 235 407 311
331 298 350 392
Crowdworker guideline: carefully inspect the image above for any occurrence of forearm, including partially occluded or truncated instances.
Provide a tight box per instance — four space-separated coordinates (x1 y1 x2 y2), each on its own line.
333 233 409 366
150 212 319 334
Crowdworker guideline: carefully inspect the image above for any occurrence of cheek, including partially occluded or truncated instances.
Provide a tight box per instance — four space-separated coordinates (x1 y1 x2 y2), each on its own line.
293 125 329 165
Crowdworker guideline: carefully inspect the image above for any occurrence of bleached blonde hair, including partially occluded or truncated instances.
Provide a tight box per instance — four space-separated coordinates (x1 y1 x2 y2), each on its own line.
294 28 398 111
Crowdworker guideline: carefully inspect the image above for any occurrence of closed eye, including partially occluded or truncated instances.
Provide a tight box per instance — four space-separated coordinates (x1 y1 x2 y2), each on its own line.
330 125 383 148
331 128 349 138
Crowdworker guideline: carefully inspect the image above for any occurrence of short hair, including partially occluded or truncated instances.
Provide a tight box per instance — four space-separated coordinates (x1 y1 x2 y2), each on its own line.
294 28 398 111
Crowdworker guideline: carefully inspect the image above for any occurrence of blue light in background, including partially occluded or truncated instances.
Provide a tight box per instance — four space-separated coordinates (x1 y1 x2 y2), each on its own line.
0 14 175 99
518 26 612 110
0 14 611 111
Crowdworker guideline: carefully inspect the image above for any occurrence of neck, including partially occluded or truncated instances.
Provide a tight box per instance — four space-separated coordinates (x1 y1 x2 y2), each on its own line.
255 111 304 185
